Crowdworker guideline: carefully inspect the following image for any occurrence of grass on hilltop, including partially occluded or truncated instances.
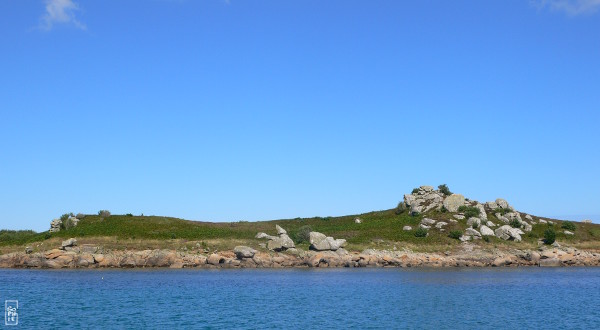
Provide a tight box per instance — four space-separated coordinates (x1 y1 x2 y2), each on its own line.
2 210 600 252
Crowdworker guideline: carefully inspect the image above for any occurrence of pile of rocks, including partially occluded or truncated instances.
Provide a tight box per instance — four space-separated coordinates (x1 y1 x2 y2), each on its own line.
49 215 82 233
49 219 62 233
494 225 524 242
309 232 346 251
403 186 447 214
255 225 295 252
403 186 542 243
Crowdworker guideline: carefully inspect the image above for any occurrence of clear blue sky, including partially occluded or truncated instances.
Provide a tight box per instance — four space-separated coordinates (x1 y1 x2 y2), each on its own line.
1 0 599 231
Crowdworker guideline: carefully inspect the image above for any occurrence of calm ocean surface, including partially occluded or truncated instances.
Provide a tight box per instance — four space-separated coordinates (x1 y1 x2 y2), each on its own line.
1 268 599 329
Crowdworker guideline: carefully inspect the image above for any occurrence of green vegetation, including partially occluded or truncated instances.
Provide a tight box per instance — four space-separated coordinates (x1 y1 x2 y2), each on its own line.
61 217 76 230
395 202 407 215
494 208 512 215
509 218 522 229
59 213 72 222
458 206 480 219
98 210 111 217
449 230 462 240
292 225 312 243
0 230 40 246
411 188 419 194
544 228 556 245
414 227 428 238
438 184 452 196
561 221 576 231
1 203 599 252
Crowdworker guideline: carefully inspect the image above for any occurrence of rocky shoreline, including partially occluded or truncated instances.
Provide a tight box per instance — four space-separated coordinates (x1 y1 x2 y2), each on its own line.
2 244 600 269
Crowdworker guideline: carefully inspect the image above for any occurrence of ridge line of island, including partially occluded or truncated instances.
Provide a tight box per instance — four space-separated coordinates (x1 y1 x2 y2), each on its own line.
1 185 599 268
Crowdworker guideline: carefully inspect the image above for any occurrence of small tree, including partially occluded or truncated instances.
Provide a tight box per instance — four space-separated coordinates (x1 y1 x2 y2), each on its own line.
293 225 312 243
60 213 71 222
60 217 75 230
544 228 556 245
438 184 452 196
98 210 111 217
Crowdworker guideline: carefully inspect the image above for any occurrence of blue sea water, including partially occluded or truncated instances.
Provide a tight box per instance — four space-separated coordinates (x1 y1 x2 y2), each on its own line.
1 268 599 329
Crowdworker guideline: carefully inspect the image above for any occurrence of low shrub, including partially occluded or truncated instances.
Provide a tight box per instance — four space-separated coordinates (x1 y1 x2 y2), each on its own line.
448 230 462 240
483 236 490 242
414 227 428 237
544 228 556 245
561 221 576 231
395 202 407 215
126 213 133 217
98 210 111 217
494 208 512 215
411 188 419 194
438 184 452 196
509 218 522 228
60 217 75 230
59 213 71 222
458 206 480 219
440 206 448 213
293 225 313 243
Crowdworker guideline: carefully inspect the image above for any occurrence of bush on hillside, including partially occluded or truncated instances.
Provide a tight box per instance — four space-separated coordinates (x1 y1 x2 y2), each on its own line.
59 213 71 222
98 210 111 217
411 188 419 194
293 225 313 244
414 227 428 238
60 217 76 230
494 208 512 215
448 230 462 240
544 228 556 245
509 218 522 228
395 202 407 215
458 206 480 219
561 221 576 231
438 184 452 196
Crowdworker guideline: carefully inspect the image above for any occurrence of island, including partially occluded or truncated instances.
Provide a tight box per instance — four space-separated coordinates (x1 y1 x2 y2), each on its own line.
1 185 599 268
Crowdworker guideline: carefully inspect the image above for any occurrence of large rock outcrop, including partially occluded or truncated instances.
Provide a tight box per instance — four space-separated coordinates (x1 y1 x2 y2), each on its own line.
494 225 523 242
309 232 347 251
233 246 256 259
443 194 465 213
256 226 295 251
403 186 445 214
